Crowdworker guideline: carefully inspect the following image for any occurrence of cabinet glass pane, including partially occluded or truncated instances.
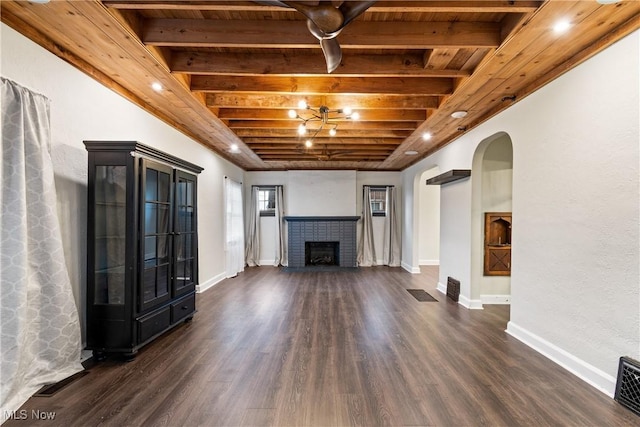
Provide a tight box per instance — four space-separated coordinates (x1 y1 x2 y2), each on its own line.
185 234 192 259
157 236 170 264
158 205 170 234
145 203 157 234
94 165 126 305
145 169 158 201
143 268 156 303
145 236 157 267
159 172 170 202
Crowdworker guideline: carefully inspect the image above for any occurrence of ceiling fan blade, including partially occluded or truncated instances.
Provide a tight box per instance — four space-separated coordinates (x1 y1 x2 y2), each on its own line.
339 0 377 27
320 37 342 73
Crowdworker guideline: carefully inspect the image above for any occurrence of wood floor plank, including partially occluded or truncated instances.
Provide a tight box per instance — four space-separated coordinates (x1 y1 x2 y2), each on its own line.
5 266 638 426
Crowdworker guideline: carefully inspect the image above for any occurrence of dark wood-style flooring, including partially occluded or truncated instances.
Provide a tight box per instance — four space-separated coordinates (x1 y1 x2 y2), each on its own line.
8 266 637 426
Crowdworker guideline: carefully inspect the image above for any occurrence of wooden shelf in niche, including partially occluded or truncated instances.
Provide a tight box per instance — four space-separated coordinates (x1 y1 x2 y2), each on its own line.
484 212 511 276
426 169 471 185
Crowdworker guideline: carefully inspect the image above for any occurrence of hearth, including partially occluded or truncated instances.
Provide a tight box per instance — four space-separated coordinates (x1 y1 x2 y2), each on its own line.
306 242 340 266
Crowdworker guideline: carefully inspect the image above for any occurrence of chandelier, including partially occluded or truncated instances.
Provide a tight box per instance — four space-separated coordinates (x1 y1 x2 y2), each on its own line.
288 100 359 147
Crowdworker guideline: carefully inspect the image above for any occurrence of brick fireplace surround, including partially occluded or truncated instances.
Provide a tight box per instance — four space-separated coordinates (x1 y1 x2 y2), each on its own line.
284 216 360 270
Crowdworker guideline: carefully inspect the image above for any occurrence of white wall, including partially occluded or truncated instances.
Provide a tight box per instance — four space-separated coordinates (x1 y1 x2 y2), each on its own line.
401 31 640 396
1 24 244 344
418 168 440 265
245 170 400 265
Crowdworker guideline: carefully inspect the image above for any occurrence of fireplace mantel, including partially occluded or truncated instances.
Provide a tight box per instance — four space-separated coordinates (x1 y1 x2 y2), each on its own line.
284 216 360 270
284 216 360 222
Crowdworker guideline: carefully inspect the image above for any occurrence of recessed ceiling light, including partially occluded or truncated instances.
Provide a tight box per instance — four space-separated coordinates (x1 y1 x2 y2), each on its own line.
405 150 418 156
298 100 308 109
553 19 571 34
329 128 337 136
596 0 621 4
288 109 297 119
297 123 307 135
229 144 239 153
151 82 163 92
28 0 50 3
451 111 468 119
305 140 313 148
422 132 432 141
351 112 360 121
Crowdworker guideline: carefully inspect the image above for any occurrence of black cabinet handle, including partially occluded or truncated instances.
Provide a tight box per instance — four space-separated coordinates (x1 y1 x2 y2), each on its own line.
181 305 189 310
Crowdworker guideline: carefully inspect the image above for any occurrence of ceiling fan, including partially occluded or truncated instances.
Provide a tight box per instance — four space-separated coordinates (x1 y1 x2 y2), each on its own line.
298 144 353 161
257 1 377 73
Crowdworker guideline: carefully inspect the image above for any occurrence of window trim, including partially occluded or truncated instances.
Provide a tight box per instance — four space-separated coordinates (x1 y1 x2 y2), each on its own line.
367 185 391 217
255 185 277 217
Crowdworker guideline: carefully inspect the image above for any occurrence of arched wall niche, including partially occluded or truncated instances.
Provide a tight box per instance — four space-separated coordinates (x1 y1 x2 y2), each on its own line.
470 132 514 308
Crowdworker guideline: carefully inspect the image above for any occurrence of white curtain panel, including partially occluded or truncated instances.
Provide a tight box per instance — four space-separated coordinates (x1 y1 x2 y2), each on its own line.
357 185 376 266
273 186 286 266
383 186 401 267
244 186 260 267
224 177 245 277
1 78 83 415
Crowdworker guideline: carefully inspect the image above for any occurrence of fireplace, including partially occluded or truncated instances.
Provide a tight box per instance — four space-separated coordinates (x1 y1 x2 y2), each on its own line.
284 216 359 270
306 242 340 266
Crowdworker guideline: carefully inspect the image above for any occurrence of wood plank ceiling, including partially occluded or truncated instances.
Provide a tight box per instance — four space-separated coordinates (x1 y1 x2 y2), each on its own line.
2 1 639 171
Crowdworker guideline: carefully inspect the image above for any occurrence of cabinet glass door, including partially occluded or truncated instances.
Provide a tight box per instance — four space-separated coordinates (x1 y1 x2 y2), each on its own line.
173 171 197 296
140 161 173 311
94 165 127 305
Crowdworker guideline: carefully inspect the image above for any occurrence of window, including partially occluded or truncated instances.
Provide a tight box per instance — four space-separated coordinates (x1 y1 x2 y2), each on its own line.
257 186 276 216
369 186 388 217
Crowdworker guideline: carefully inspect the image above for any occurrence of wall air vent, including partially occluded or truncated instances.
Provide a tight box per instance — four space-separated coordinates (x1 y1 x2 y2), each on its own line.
615 356 640 416
446 277 460 302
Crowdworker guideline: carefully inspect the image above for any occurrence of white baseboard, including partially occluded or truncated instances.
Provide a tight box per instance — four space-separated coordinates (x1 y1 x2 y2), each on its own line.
481 294 511 305
197 271 227 293
458 294 483 309
506 321 616 397
436 282 482 309
419 259 440 266
401 261 421 274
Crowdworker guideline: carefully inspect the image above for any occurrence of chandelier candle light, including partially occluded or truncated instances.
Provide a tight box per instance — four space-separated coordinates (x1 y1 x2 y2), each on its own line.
288 100 359 147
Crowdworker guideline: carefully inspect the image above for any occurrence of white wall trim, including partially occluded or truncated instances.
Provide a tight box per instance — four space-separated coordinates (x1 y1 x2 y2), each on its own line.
481 294 511 305
197 271 227 294
436 281 447 295
506 321 617 397
458 294 483 310
419 259 440 266
401 261 421 274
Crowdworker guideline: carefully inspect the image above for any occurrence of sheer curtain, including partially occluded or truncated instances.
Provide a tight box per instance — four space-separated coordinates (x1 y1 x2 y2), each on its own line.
244 186 260 267
1 78 83 415
224 177 244 277
357 185 376 266
383 186 401 267
273 186 286 266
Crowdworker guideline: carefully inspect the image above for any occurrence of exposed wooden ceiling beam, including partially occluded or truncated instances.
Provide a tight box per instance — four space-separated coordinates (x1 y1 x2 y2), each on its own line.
192 76 453 95
105 1 541 13
207 94 439 110
243 138 402 146
217 109 428 122
234 129 411 138
171 51 472 77
228 120 418 130
143 20 501 48
247 143 400 150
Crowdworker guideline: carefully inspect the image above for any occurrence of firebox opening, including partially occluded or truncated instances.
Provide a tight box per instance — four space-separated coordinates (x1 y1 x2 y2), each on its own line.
305 241 340 266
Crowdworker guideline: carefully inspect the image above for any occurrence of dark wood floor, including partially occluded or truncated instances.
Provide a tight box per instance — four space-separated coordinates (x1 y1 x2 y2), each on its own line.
8 266 637 426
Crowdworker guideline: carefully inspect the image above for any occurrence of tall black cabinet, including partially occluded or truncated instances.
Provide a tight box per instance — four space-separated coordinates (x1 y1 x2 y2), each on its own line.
84 141 203 358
